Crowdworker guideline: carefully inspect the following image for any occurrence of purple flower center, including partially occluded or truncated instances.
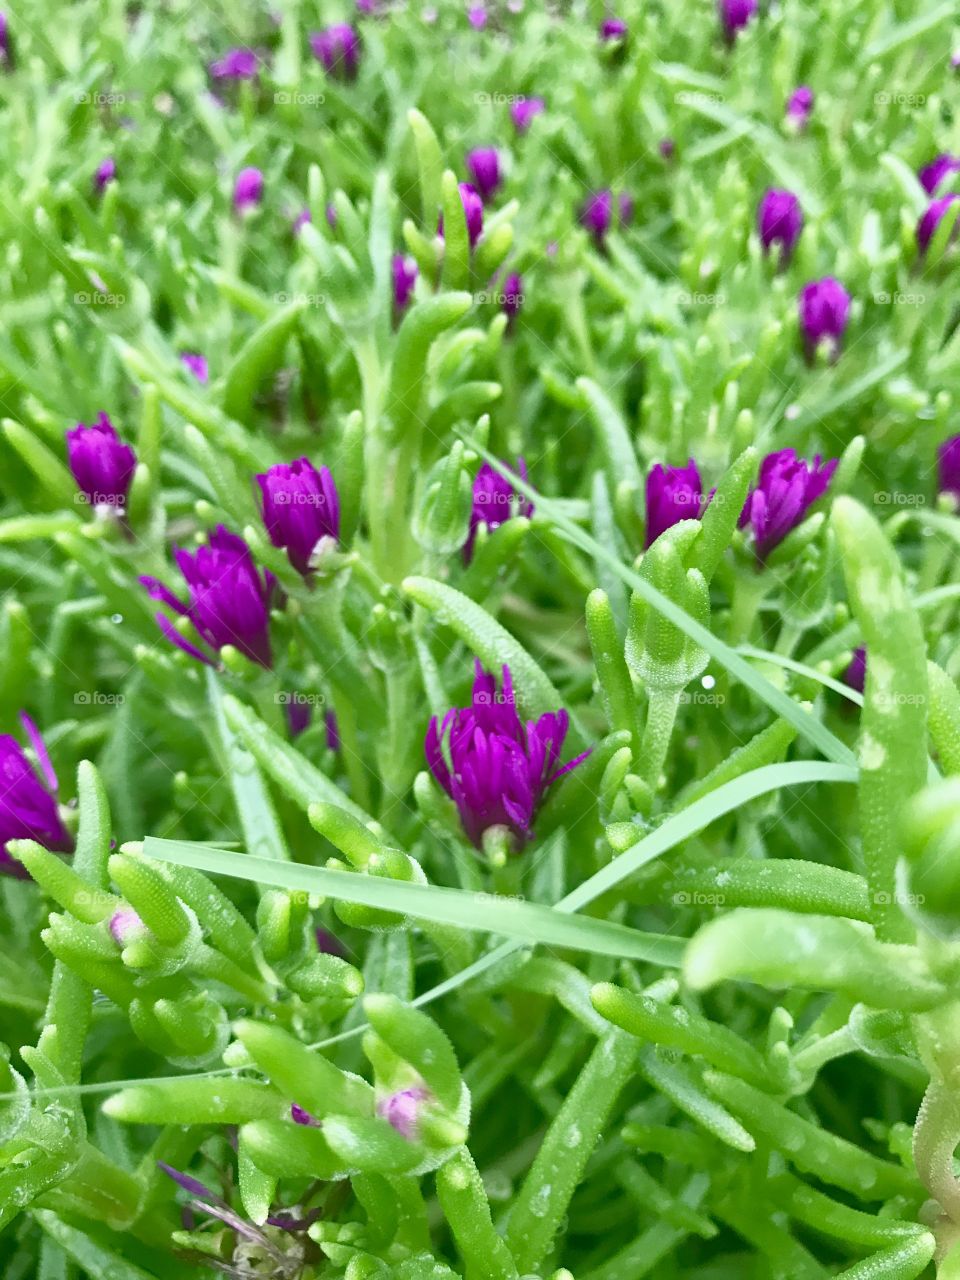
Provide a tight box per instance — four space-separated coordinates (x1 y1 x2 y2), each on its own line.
757 189 804 265
310 24 361 79
466 147 502 204
465 459 533 562
377 1087 430 1139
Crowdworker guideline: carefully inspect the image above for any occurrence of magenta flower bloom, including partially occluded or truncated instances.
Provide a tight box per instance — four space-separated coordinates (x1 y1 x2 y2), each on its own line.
310 24 361 79
233 166 264 213
66 412 136 512
392 253 418 313
0 14 14 70
292 207 312 236
290 1103 321 1127
938 436 960 503
645 460 708 548
256 458 340 576
468 5 487 29
377 1087 431 1139
0 714 72 875
919 154 960 195
842 647 867 695
757 189 804 265
94 158 116 194
798 277 851 361
109 908 145 946
159 1163 321 1241
786 86 814 129
501 272 523 326
917 194 960 254
719 0 757 40
739 448 838 561
438 182 484 249
209 48 259 80
141 527 274 668
465 459 533 562
180 352 209 384
466 147 502 203
658 137 676 159
599 16 627 41
579 190 632 246
511 97 544 134
426 663 589 850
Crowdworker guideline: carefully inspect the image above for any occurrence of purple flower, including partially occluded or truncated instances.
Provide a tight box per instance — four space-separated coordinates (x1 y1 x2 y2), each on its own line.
798 277 851 361
658 137 676 160
511 97 544 134
209 48 259 81
94 158 116 193
326 202 338 229
109 908 145 946
917 194 960 255
645 460 708 548
599 17 627 41
842 647 866 695
159 1163 321 1244
377 1087 431 1139
292 208 311 237
0 14 13 70
0 714 72 875
425 663 589 849
392 253 418 313
141 527 274 668
501 272 523 326
233 167 264 213
309 24 361 79
938 436 960 503
579 190 632 246
356 0 381 12
466 147 502 203
66 412 136 513
919 154 960 196
256 458 340 576
786 86 814 129
757 189 804 265
468 5 487 29
287 698 311 738
325 710 341 753
316 925 347 957
290 1103 321 1127
719 0 757 41
438 182 484 249
739 448 838 561
465 459 533 562
180 352 209 384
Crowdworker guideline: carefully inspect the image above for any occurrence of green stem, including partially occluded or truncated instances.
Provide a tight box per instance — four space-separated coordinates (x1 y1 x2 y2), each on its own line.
640 689 680 789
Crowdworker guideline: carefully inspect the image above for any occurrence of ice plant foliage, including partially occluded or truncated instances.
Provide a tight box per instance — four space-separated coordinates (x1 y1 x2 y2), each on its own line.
8 4 960 1278
425 663 588 849
142 527 274 667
